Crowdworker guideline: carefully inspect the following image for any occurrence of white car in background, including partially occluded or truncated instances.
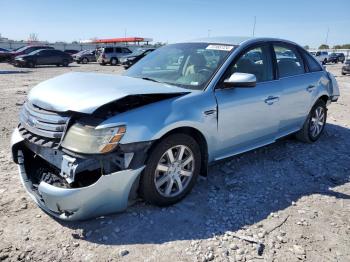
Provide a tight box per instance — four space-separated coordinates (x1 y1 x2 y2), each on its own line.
310 51 329 65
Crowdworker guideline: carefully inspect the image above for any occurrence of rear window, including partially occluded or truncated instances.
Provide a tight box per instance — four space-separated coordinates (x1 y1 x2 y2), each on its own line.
122 48 131 53
104 47 114 53
300 49 323 72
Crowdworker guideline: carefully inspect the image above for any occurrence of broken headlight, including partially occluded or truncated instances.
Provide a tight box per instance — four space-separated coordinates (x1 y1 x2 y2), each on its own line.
61 121 126 154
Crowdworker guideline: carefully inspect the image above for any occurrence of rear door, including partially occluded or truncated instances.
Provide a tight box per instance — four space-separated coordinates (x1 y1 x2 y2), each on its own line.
214 43 282 158
272 43 318 137
51 50 64 64
35 50 48 65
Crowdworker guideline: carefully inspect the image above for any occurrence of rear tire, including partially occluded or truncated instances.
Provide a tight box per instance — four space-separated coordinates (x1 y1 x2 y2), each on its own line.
296 100 327 143
140 133 201 206
62 60 69 67
110 58 118 66
82 57 89 64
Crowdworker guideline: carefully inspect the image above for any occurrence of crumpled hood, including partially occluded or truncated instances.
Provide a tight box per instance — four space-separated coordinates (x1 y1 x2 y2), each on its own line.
28 72 190 114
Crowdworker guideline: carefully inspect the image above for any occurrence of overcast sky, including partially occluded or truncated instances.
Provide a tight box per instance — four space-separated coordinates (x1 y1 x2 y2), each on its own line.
1 0 349 47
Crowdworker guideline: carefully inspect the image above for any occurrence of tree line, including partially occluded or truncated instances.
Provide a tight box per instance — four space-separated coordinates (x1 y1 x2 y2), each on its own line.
304 44 350 50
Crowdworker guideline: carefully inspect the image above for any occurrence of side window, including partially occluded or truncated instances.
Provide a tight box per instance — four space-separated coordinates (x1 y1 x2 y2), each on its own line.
115 47 122 53
42 50 54 56
104 47 113 53
300 49 322 72
273 45 305 78
53 50 63 55
226 45 273 83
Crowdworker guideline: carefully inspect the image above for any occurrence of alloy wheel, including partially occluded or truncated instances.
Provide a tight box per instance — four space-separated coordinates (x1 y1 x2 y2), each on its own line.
154 145 195 197
309 106 325 138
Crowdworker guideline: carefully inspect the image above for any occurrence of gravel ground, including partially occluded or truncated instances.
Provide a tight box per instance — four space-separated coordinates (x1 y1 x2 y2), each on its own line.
0 62 349 262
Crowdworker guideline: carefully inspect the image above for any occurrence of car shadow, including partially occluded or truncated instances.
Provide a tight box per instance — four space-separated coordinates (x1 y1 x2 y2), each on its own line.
57 123 350 246
0 70 32 74
32 65 80 68
10 65 80 69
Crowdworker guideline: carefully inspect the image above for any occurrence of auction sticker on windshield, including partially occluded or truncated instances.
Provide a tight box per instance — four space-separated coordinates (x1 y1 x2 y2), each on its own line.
206 45 233 51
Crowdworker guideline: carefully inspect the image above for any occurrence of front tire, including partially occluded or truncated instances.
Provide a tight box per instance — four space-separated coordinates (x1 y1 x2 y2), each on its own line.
27 61 35 68
82 57 89 64
140 133 201 206
296 100 327 143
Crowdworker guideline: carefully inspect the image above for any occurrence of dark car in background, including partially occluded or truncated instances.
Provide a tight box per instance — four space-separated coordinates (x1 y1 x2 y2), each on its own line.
342 59 350 75
14 49 73 68
73 50 97 64
8 45 54 61
328 53 345 63
120 48 155 68
0 48 11 62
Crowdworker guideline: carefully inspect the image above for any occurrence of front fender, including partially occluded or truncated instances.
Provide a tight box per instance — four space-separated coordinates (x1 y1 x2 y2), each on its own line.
98 91 218 158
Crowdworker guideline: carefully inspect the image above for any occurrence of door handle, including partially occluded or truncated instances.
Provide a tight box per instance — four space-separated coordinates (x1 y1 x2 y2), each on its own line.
306 85 316 92
264 96 279 105
204 109 217 116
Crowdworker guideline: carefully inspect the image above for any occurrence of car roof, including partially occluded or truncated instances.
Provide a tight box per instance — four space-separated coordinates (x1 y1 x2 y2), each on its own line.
179 36 300 47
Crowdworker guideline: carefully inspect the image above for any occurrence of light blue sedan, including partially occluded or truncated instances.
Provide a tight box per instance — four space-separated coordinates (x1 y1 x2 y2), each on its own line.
11 37 340 220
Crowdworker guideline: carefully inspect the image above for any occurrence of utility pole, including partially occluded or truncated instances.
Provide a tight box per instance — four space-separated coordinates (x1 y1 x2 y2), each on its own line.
252 16 256 37
124 28 127 46
325 28 329 46
208 29 211 38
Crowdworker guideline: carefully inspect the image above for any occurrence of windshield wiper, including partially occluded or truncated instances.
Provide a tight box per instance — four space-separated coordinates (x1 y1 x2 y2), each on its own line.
141 77 159 83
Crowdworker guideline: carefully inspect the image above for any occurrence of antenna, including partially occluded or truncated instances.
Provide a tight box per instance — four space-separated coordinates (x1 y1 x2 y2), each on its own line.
208 29 211 38
252 16 256 37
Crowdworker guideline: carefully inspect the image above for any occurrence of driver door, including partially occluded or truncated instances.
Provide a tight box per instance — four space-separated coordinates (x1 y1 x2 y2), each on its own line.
214 44 282 159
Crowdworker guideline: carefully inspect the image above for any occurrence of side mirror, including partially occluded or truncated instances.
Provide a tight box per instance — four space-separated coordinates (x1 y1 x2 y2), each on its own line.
222 72 256 88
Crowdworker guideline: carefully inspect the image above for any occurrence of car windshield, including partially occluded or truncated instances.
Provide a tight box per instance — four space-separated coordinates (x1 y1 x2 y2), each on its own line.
124 43 234 90
77 50 90 55
15 46 31 53
131 48 150 56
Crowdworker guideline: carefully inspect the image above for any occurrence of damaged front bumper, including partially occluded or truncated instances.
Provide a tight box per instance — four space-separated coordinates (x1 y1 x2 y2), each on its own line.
11 128 145 221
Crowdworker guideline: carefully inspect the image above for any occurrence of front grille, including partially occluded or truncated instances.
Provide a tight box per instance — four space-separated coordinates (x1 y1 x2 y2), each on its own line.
19 102 70 148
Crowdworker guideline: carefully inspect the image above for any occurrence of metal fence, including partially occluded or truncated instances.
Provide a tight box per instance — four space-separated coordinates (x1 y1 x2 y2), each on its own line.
0 41 151 52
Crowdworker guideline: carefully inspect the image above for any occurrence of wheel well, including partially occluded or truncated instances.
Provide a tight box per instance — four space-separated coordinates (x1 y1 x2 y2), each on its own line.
152 127 209 176
318 95 329 105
